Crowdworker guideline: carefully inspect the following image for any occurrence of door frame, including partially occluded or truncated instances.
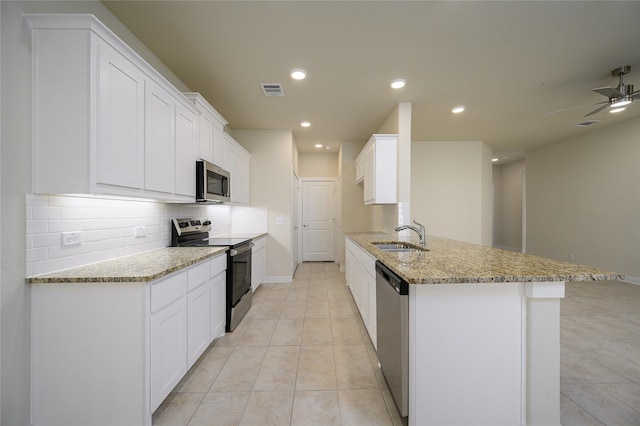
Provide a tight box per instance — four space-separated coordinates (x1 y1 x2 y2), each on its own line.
300 177 338 262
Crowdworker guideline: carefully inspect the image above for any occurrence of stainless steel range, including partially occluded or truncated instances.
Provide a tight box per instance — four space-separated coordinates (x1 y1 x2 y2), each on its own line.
171 218 253 332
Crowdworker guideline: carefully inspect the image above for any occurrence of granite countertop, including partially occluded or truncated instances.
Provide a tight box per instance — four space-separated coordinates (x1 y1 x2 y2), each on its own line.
347 232 623 285
26 246 228 284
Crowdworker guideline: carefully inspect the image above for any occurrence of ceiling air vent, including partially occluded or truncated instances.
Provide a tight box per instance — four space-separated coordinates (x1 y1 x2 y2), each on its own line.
575 120 600 127
261 83 284 96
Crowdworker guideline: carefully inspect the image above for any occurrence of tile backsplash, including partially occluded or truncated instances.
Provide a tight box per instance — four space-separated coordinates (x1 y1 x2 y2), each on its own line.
26 194 267 277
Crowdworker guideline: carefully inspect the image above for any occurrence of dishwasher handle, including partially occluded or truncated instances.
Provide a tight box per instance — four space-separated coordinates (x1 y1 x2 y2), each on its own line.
375 261 409 295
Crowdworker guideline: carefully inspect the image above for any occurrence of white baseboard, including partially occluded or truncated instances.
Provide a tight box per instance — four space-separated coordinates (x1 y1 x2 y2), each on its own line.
263 276 293 284
623 275 640 286
494 245 522 252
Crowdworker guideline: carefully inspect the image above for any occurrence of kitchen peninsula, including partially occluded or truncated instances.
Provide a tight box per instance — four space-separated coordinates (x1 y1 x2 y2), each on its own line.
346 233 622 426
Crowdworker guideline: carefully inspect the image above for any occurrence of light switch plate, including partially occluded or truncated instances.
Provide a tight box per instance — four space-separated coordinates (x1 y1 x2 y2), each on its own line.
275 217 285 225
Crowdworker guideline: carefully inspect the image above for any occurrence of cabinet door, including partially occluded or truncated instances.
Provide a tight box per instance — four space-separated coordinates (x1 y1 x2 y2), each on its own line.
96 43 145 189
212 118 225 166
210 271 226 342
145 79 175 194
251 247 266 291
237 151 250 204
187 283 210 368
198 111 214 163
150 296 187 412
367 271 377 349
363 147 375 204
223 135 250 204
175 102 197 197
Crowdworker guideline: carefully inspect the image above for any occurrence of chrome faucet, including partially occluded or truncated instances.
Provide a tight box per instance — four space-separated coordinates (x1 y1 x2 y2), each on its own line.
395 220 426 247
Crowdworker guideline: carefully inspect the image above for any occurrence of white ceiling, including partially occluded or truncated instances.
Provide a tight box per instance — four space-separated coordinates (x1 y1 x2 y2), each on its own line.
101 1 640 158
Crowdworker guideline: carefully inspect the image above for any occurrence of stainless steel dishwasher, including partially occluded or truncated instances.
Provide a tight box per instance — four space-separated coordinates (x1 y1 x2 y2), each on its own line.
375 260 409 418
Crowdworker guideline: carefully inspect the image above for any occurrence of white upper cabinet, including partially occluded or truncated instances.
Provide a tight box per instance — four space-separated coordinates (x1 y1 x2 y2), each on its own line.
26 14 198 202
96 42 145 189
145 79 176 194
223 133 250 205
183 93 228 167
174 102 198 197
355 134 398 205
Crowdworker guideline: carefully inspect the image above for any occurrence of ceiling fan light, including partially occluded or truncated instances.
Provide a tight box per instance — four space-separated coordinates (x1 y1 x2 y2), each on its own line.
609 107 626 114
610 97 632 108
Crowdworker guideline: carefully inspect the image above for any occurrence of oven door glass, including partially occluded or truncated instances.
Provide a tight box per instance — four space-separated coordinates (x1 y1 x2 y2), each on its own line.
230 249 252 306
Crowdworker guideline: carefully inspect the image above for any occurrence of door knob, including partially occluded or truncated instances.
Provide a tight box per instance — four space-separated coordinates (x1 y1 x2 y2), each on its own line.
303 224 308 227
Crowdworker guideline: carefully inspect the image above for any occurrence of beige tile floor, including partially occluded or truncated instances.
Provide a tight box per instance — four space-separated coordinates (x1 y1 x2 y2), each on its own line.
153 264 640 426
153 262 404 426
560 280 640 426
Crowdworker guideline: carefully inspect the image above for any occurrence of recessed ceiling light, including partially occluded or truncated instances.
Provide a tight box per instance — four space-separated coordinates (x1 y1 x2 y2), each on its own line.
301 121 311 127
452 106 465 114
610 107 626 114
390 79 406 89
290 68 307 80
315 144 323 148
325 146 331 150
491 158 499 162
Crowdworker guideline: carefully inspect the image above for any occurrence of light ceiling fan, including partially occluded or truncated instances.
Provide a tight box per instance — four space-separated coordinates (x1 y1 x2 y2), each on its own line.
545 65 639 117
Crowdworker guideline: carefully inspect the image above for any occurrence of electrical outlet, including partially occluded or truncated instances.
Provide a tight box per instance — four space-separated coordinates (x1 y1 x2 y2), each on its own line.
568 253 575 262
61 231 82 246
134 226 146 237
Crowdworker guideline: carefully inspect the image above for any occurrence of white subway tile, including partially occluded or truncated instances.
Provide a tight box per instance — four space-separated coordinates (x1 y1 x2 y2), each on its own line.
48 220 76 233
32 206 61 220
27 220 48 235
27 247 48 263
33 233 61 248
32 259 63 276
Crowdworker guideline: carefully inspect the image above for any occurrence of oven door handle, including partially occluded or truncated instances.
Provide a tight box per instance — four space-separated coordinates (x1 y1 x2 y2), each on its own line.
230 242 254 256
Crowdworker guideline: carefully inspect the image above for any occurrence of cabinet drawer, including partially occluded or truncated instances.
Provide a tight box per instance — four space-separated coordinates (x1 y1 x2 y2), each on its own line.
188 261 210 291
358 249 376 277
210 253 227 276
151 271 187 313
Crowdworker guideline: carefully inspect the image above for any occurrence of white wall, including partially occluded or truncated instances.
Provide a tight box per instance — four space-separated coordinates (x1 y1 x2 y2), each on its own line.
234 130 294 281
411 141 493 246
526 116 640 282
493 159 525 251
298 153 339 177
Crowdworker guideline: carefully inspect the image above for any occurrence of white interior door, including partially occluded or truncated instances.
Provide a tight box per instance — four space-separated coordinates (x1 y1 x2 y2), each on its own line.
302 180 335 262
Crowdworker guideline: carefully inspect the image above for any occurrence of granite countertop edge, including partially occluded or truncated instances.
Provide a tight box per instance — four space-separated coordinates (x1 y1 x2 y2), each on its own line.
26 246 228 284
346 232 624 285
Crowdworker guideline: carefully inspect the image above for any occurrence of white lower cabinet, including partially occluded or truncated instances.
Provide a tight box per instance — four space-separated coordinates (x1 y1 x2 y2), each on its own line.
251 236 267 291
187 283 210 369
30 252 228 426
345 237 377 348
150 292 187 412
209 254 227 341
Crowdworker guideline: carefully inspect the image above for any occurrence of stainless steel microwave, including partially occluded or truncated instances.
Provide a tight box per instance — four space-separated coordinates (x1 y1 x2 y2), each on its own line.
196 160 230 203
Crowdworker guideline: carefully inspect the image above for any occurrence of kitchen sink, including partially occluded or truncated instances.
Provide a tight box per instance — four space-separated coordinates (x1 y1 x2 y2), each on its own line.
371 241 429 253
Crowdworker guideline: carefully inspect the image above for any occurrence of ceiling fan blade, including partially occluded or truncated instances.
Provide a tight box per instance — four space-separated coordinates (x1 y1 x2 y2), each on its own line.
543 101 605 116
592 86 622 98
630 90 640 98
584 103 610 117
